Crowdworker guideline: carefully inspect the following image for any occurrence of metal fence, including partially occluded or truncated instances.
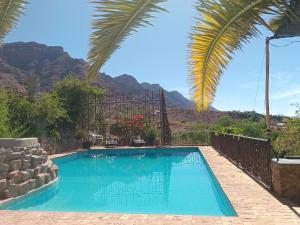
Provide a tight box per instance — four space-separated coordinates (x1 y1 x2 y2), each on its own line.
171 131 211 146
211 132 272 188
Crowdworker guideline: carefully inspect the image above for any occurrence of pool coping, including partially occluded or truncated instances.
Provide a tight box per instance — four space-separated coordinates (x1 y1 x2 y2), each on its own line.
1 146 299 225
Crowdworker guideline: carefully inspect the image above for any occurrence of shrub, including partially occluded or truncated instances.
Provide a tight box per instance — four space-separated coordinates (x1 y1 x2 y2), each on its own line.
273 118 300 157
0 90 10 137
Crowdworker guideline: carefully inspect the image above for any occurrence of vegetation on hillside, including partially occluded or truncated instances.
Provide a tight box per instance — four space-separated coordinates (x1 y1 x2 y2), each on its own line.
0 76 104 141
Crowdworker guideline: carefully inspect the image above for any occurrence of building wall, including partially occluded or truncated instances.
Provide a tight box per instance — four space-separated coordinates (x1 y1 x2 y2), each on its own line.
271 160 300 206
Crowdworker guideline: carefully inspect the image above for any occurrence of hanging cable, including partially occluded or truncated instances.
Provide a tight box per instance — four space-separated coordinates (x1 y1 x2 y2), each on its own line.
253 48 265 109
270 40 300 47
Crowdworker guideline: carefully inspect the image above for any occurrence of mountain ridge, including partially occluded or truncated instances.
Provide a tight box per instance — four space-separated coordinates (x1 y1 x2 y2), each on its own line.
0 42 194 109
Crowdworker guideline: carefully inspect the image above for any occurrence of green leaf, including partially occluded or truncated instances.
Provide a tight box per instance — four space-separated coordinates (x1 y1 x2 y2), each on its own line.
0 0 27 45
87 0 167 81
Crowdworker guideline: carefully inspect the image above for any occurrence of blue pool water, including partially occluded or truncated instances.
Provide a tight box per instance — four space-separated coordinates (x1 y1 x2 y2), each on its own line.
0 148 236 216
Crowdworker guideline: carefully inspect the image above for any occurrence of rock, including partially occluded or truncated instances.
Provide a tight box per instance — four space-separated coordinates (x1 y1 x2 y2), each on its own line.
51 165 58 177
28 179 38 190
40 164 48 173
41 155 48 163
0 179 7 194
36 149 43 156
42 151 48 155
46 160 53 169
24 154 32 160
17 181 29 195
30 149 38 155
4 184 18 198
33 166 41 177
7 171 22 184
10 152 22 160
31 156 42 168
20 151 26 159
21 159 31 170
26 169 34 178
0 148 10 163
44 174 51 184
9 159 22 171
50 170 56 180
20 171 31 182
36 174 45 187
0 163 9 179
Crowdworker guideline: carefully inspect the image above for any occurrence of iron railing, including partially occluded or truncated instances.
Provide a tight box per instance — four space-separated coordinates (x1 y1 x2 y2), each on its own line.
211 132 272 188
171 131 211 146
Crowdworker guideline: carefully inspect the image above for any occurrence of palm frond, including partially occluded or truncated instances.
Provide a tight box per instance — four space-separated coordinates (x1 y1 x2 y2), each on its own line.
269 12 286 32
87 0 167 81
189 0 276 111
0 0 27 45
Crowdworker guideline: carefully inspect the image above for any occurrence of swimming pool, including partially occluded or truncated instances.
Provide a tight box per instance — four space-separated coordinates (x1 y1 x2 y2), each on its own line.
0 147 236 216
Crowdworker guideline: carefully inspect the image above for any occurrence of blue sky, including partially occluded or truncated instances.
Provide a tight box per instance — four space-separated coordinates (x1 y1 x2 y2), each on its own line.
5 0 300 116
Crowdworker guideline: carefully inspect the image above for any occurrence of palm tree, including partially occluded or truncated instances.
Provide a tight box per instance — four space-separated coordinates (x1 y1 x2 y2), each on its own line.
86 0 300 112
0 0 26 45
1 0 299 115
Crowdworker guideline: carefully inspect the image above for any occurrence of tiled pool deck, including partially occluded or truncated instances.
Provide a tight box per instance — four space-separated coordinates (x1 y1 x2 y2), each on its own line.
0 146 299 225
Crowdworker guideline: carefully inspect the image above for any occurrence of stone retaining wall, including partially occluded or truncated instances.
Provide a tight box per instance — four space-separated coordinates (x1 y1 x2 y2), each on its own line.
0 138 58 200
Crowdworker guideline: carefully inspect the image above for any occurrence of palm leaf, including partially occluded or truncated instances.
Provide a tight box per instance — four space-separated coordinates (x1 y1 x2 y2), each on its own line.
189 0 276 111
0 0 27 45
87 0 167 81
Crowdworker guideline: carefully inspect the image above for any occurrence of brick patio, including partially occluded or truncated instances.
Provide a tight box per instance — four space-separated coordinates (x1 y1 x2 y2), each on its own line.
0 146 299 225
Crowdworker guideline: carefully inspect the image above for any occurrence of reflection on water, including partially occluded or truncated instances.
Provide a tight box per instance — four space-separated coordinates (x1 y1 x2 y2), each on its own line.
1 148 236 216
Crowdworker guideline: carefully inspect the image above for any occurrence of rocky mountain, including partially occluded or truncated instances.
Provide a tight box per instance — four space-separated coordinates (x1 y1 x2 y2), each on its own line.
0 42 194 109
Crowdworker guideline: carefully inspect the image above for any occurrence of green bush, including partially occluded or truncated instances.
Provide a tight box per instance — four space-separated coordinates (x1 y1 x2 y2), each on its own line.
0 76 104 140
0 90 10 137
273 118 300 157
54 76 103 132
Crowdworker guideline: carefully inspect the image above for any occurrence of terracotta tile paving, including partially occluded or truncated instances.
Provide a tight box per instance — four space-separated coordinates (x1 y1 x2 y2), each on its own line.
0 146 299 225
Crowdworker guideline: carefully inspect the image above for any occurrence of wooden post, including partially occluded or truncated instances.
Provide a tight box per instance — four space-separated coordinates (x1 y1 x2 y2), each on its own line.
265 37 271 137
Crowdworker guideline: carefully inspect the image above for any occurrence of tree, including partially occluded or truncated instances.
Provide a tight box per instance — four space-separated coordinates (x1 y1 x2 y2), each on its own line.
87 0 300 111
273 118 300 156
53 76 104 136
0 89 10 137
0 0 26 45
2 0 299 110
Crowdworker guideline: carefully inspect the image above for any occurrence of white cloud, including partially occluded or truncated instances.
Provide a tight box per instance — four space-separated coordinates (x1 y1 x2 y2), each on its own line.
271 86 300 100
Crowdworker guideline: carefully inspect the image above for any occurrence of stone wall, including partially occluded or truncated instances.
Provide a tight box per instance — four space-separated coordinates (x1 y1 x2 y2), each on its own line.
271 159 300 206
0 138 58 200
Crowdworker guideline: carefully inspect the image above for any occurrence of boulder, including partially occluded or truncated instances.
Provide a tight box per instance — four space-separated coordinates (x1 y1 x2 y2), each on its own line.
50 165 58 178
41 155 48 163
0 148 10 163
44 174 51 184
24 154 32 160
46 160 53 169
26 169 34 178
36 174 45 187
40 164 48 173
31 155 42 168
0 179 7 194
9 159 22 171
17 181 29 195
30 148 38 155
42 151 48 155
20 171 31 182
0 163 9 179
9 152 22 160
7 171 22 184
21 159 31 170
33 166 41 177
28 179 38 190
4 184 18 198
49 170 55 180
